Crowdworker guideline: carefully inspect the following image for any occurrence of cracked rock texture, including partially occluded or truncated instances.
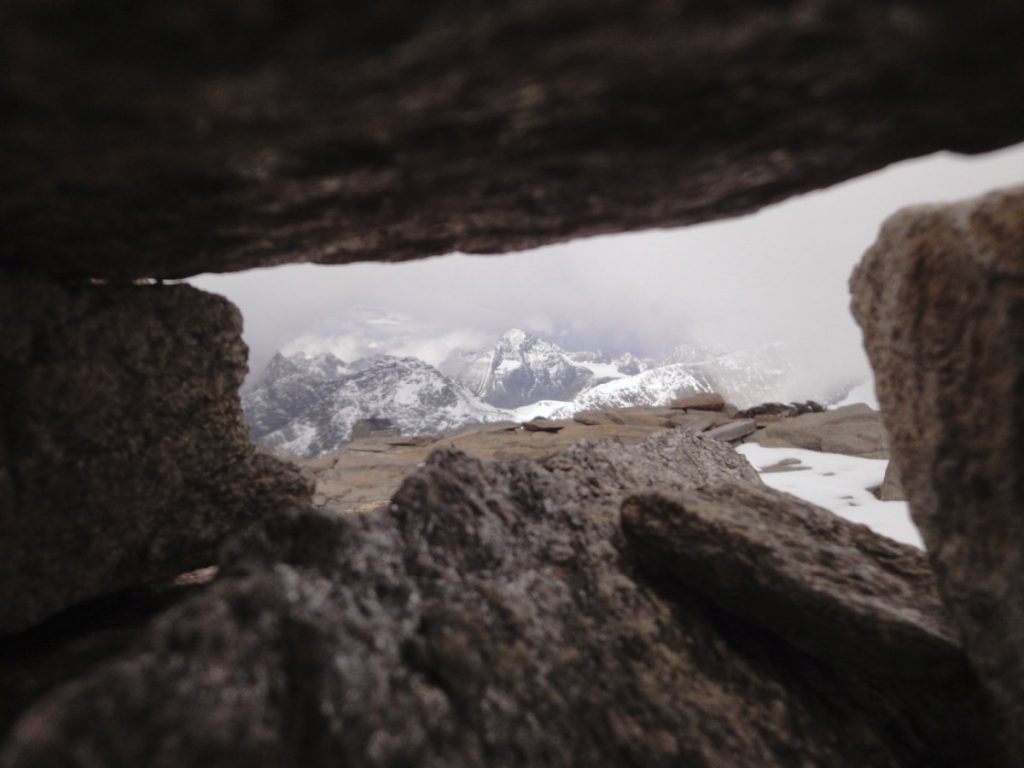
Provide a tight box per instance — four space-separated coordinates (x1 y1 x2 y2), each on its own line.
3 1 1024 278
0 277 312 633
1 432 995 767
622 486 959 679
851 185 1024 752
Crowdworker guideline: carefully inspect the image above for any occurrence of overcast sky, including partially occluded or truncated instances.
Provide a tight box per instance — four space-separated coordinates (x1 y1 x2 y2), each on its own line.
191 143 1024 396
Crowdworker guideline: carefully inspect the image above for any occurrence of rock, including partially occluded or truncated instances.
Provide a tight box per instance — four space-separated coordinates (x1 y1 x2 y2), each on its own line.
746 404 889 458
521 419 565 433
760 458 809 474
669 412 732 432
738 401 826 420
0 431 995 766
246 355 506 457
622 486 962 679
0 277 312 633
879 460 907 502
705 419 758 443
569 406 729 432
850 185 1024 748
738 402 798 419
670 393 725 411
2 3 1024 279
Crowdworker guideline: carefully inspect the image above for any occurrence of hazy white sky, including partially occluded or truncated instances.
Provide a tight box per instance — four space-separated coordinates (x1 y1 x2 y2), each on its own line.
191 144 1024 394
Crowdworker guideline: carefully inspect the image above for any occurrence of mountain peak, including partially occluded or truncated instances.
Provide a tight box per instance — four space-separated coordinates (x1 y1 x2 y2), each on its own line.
499 328 531 347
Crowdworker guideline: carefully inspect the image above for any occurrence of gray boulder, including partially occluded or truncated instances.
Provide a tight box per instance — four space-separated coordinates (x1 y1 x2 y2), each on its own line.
705 419 758 443
746 404 889 458
0 277 311 633
622 485 960 679
851 184 1024 750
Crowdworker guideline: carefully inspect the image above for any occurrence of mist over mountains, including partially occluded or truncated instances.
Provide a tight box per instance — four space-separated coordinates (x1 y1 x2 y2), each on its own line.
244 327 857 457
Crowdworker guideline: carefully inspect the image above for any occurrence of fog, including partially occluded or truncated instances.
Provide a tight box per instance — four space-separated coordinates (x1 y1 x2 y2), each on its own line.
190 144 1024 397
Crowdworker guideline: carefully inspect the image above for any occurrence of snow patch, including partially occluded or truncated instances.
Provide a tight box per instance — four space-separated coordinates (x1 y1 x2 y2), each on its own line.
736 444 921 548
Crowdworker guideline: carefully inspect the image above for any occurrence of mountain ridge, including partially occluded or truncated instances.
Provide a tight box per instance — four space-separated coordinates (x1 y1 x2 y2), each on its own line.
245 330 843 457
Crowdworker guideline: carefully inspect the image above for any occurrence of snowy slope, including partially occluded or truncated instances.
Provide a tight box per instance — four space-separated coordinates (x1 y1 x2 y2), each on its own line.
686 344 795 408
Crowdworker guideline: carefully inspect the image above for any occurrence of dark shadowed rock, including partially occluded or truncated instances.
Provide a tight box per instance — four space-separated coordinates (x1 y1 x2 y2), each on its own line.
0 277 312 633
2 2 1024 279
2 430 996 767
851 184 1024 749
622 485 961 679
746 404 889 458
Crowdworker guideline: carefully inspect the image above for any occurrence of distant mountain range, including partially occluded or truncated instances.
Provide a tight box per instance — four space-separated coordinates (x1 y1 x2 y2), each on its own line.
243 329 830 458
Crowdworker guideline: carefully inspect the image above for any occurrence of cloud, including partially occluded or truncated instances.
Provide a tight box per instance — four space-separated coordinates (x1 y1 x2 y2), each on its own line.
190 144 1024 397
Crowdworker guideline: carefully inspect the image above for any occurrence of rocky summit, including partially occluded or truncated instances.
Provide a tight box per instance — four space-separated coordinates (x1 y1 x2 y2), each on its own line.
1 3 1023 766
440 329 597 408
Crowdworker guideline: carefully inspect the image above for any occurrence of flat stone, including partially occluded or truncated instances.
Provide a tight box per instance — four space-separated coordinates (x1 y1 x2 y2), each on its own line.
760 460 810 474
851 184 1024 748
746 405 889 458
668 412 733 432
521 419 566 433
705 419 758 443
670 393 725 411
622 485 962 679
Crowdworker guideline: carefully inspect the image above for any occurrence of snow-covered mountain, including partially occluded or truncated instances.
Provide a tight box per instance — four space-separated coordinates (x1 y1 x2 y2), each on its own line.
686 344 795 407
566 349 653 381
547 364 715 417
243 330 816 458
439 329 595 408
243 351 351 438
244 354 507 457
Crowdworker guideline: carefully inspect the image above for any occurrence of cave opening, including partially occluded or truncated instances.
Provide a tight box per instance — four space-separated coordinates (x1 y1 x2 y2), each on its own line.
189 143 1024 449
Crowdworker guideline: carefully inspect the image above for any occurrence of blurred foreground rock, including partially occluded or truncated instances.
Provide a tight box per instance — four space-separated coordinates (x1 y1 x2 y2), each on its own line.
0 278 311 633
3 1 1024 278
1 431 993 767
851 185 1024 751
